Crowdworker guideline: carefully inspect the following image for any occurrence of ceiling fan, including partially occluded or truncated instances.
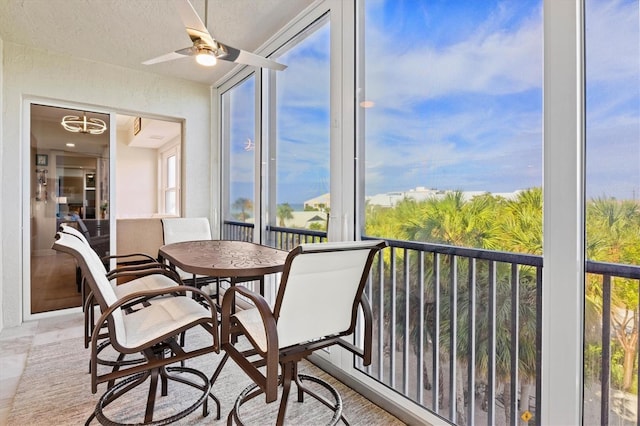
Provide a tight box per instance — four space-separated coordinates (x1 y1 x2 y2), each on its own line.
143 0 287 71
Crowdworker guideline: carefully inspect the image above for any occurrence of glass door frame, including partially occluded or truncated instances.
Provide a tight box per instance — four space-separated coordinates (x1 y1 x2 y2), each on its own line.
21 97 117 321
218 70 262 242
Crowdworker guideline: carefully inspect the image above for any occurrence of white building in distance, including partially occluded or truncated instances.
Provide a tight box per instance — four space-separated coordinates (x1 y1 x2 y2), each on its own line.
365 186 523 208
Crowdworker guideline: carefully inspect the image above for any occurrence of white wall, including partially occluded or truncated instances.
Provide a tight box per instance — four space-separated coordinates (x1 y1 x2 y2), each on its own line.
0 37 4 331
116 129 158 218
1 41 213 328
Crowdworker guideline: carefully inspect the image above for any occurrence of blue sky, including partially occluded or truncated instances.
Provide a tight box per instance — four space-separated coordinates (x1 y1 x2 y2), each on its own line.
584 0 640 200
362 0 544 197
229 0 639 206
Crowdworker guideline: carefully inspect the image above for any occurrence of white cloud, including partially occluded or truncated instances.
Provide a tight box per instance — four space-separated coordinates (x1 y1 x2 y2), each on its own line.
363 3 543 111
585 0 640 82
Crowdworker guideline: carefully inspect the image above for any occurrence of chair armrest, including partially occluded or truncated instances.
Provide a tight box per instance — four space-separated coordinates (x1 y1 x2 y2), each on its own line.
89 285 219 393
106 263 182 284
220 285 280 403
220 285 278 351
102 252 157 262
359 293 373 366
335 293 373 366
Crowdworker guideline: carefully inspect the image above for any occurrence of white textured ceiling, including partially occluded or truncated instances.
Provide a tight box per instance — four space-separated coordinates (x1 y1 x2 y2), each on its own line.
0 0 315 85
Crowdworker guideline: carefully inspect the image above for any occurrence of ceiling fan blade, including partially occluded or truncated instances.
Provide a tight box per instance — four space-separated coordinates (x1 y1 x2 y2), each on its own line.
175 0 216 46
218 42 287 71
149 0 286 71
142 50 189 65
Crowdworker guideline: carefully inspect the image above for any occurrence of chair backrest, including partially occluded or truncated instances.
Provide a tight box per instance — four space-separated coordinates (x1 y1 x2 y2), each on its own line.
274 240 387 349
161 217 212 244
59 222 90 245
59 223 108 274
52 232 126 346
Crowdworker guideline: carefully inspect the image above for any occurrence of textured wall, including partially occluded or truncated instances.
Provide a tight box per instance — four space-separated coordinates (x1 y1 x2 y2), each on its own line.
1 41 213 327
0 38 4 331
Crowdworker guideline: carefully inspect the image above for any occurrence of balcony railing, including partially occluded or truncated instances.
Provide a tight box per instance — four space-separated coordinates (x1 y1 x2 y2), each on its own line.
222 221 327 246
359 236 543 426
222 220 254 242
222 220 640 426
585 261 640 426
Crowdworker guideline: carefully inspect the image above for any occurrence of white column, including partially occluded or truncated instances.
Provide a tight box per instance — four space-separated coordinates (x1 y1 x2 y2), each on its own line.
542 0 585 424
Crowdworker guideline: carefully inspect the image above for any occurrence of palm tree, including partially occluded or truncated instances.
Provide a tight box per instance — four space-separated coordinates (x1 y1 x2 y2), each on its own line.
586 197 640 391
397 190 541 424
397 192 498 423
486 188 542 255
364 189 556 423
276 203 294 227
232 197 253 222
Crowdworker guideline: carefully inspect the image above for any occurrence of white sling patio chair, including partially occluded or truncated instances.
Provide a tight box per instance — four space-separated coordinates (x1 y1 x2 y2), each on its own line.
220 239 387 425
53 231 221 424
161 217 220 289
59 223 181 349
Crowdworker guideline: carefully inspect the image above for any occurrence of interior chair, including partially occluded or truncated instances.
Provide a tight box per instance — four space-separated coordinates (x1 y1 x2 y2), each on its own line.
53 232 222 425
220 240 387 426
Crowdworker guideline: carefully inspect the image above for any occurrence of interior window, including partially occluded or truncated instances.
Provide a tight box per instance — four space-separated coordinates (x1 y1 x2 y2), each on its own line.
160 145 180 216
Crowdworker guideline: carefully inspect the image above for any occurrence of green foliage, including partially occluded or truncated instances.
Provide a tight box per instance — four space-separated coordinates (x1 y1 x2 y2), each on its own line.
584 343 602 382
309 221 326 231
611 346 626 390
364 188 640 398
276 203 294 227
232 197 253 221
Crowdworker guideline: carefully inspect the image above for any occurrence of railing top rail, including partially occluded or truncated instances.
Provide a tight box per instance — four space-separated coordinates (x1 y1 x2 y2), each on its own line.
586 260 640 279
226 223 639 278
363 235 543 267
223 220 254 228
267 225 327 238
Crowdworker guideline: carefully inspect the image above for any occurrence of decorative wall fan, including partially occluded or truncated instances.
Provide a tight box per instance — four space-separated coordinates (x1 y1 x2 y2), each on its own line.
143 0 286 71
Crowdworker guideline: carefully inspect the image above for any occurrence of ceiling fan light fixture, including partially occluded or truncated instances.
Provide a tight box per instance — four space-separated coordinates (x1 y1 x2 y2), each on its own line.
195 48 217 66
61 113 107 135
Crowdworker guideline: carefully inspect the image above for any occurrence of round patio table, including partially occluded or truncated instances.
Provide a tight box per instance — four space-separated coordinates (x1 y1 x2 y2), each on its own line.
158 240 288 279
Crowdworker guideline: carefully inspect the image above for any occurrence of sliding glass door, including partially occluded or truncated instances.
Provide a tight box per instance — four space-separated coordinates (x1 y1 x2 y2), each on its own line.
584 1 640 423
265 14 331 241
219 8 334 245
29 103 110 314
221 74 257 239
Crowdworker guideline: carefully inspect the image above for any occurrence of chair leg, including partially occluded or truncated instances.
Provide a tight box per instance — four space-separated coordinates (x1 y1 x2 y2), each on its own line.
107 352 127 389
294 374 345 425
210 351 230 387
144 368 160 423
229 362 345 426
93 366 212 425
276 362 294 426
295 363 304 402
83 293 94 349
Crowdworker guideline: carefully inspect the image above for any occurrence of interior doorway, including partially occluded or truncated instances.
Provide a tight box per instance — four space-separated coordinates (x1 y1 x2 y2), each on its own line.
28 103 183 315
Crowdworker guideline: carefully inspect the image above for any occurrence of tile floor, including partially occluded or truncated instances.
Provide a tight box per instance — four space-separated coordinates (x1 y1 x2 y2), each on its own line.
0 311 84 425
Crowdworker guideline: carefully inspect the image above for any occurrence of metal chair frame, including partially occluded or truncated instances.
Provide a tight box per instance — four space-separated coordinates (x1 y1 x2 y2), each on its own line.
220 240 387 425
